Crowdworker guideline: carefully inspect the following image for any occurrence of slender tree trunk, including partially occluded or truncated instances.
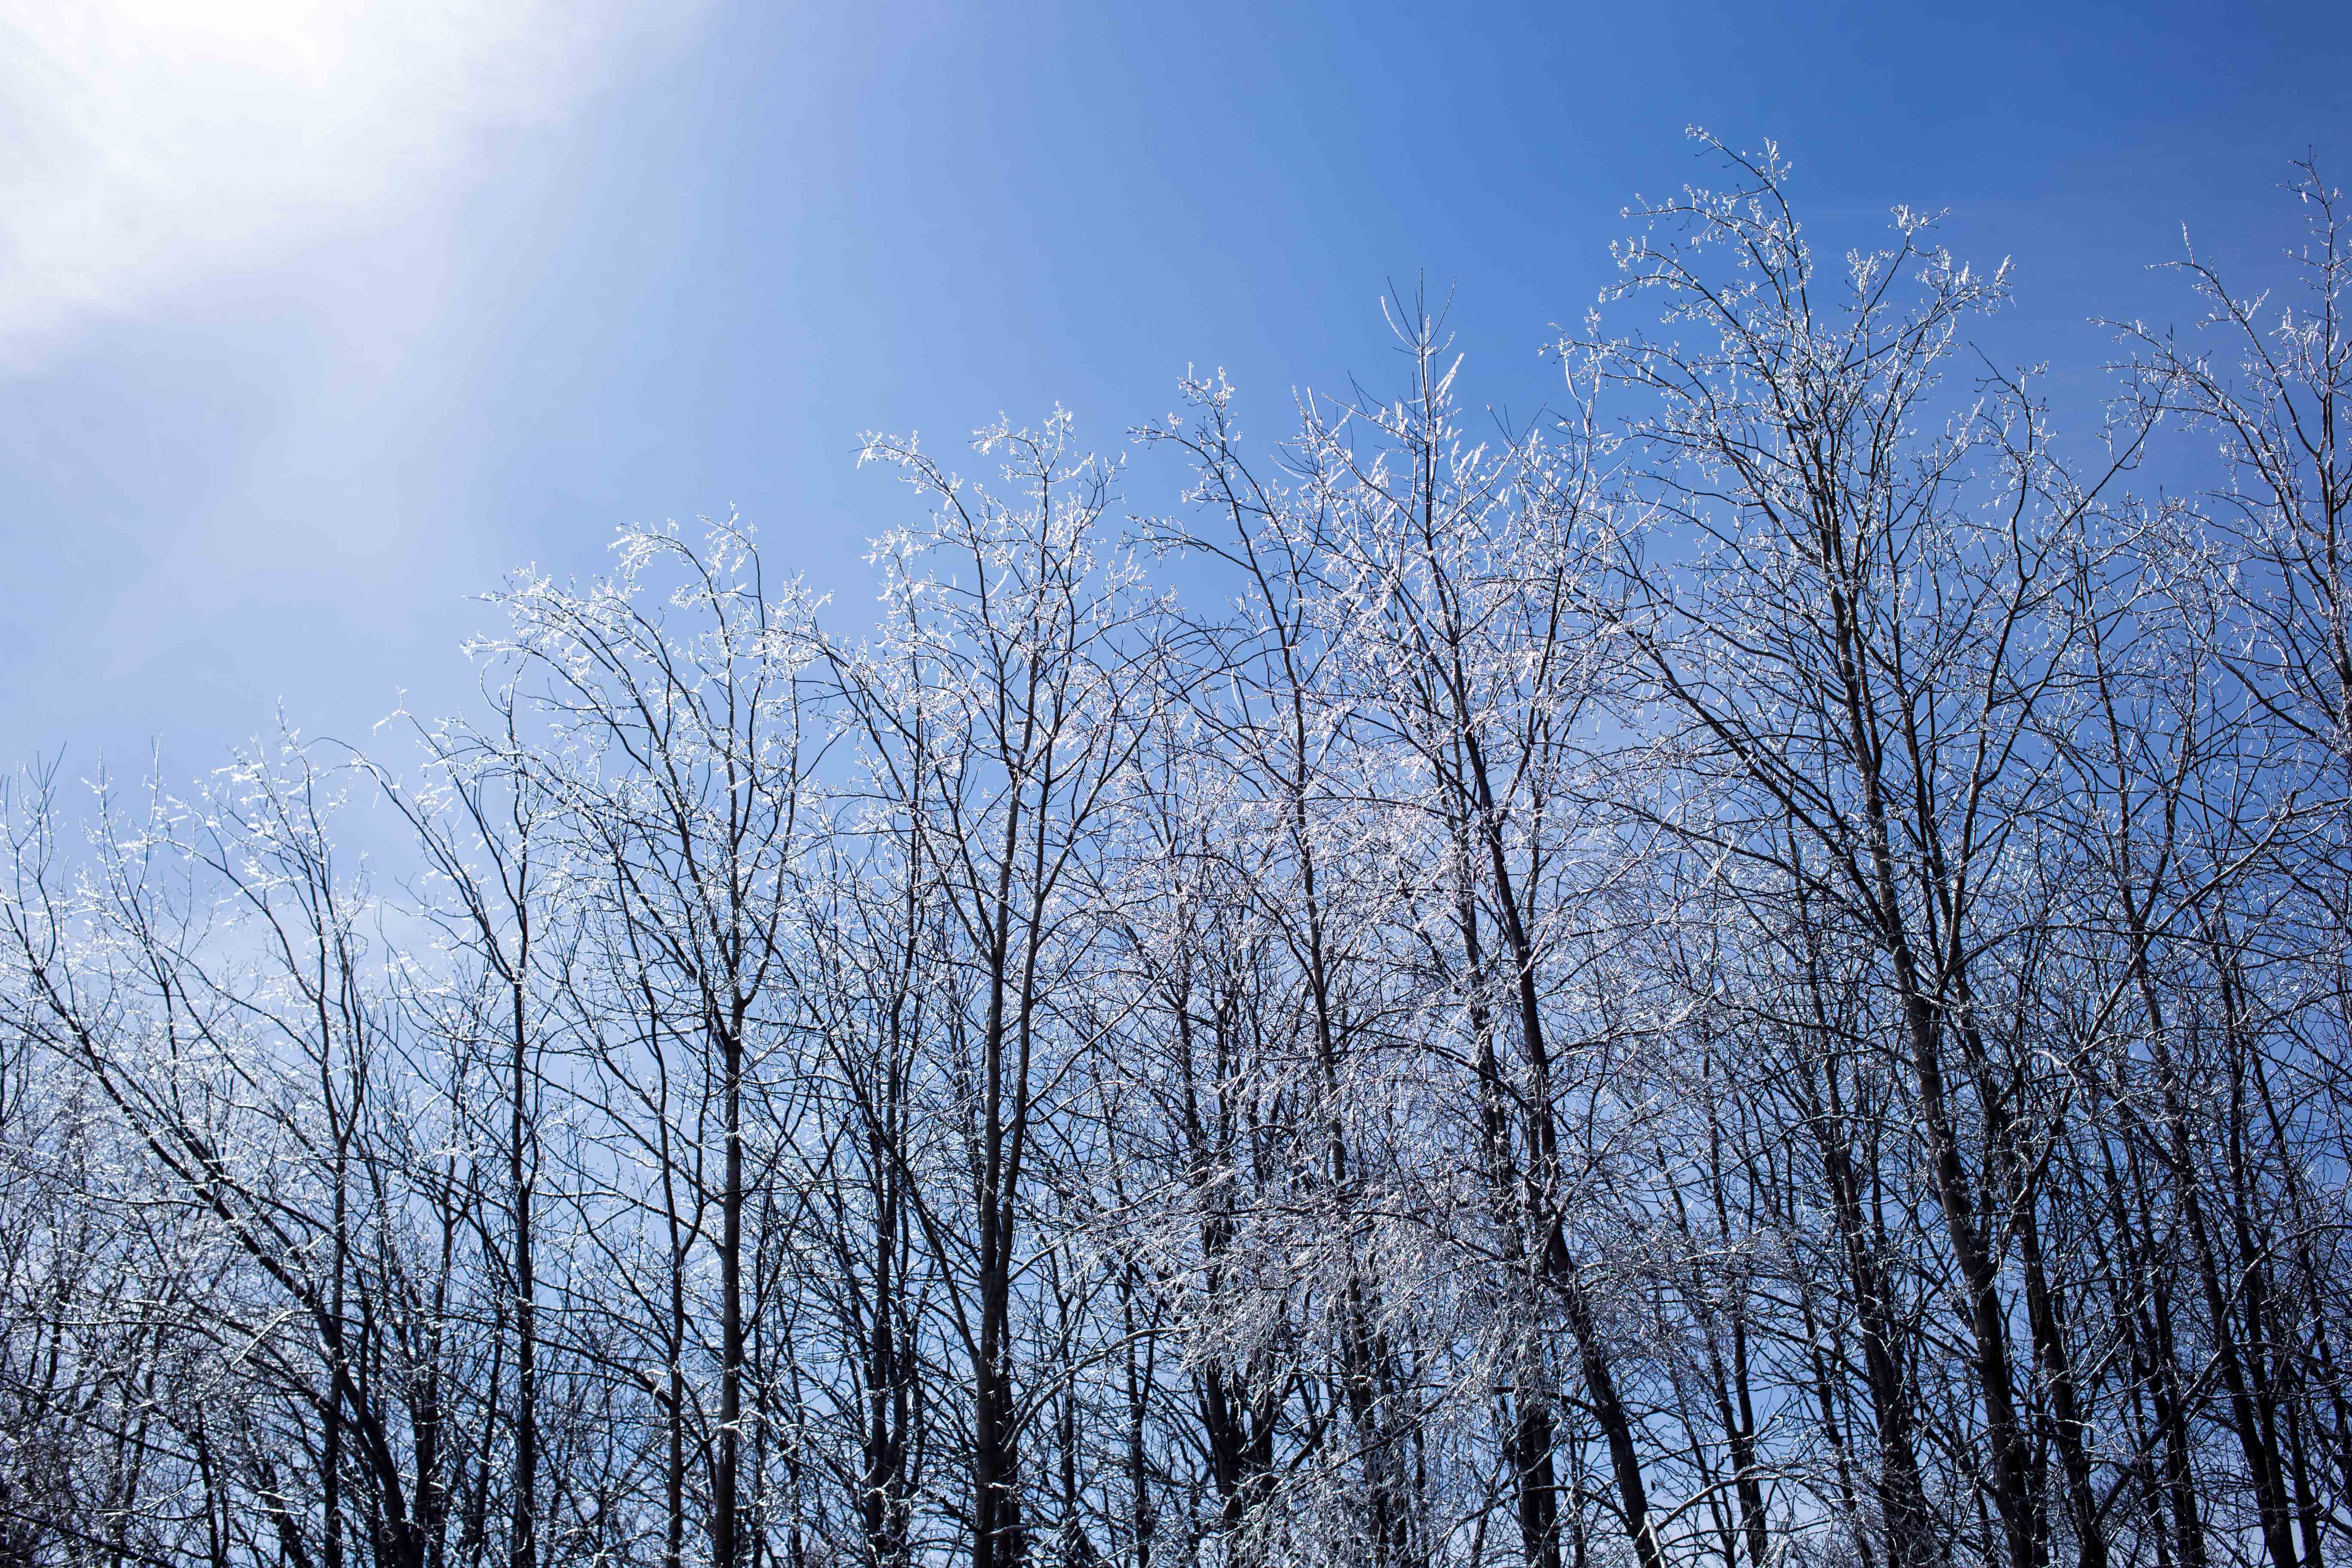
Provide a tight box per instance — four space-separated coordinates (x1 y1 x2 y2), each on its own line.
509 971 538 1568
718 1004 746 1568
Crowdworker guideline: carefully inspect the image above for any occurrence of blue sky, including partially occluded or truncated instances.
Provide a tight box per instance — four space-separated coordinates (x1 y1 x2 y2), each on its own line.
4 0 2347 779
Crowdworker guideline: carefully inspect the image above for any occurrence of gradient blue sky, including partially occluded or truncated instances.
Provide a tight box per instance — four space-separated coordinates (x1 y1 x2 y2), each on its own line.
5 0 2348 779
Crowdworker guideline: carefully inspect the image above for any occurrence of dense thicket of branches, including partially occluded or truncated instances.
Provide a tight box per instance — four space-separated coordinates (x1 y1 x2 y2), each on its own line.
8 141 2352 1568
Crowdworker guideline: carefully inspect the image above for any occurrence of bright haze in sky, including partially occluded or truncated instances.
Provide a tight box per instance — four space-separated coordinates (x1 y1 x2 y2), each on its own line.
3 0 2347 781
0 0 702 363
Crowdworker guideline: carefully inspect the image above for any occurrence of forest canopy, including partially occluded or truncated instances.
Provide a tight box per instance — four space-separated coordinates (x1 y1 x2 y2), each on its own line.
7 138 2352 1568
